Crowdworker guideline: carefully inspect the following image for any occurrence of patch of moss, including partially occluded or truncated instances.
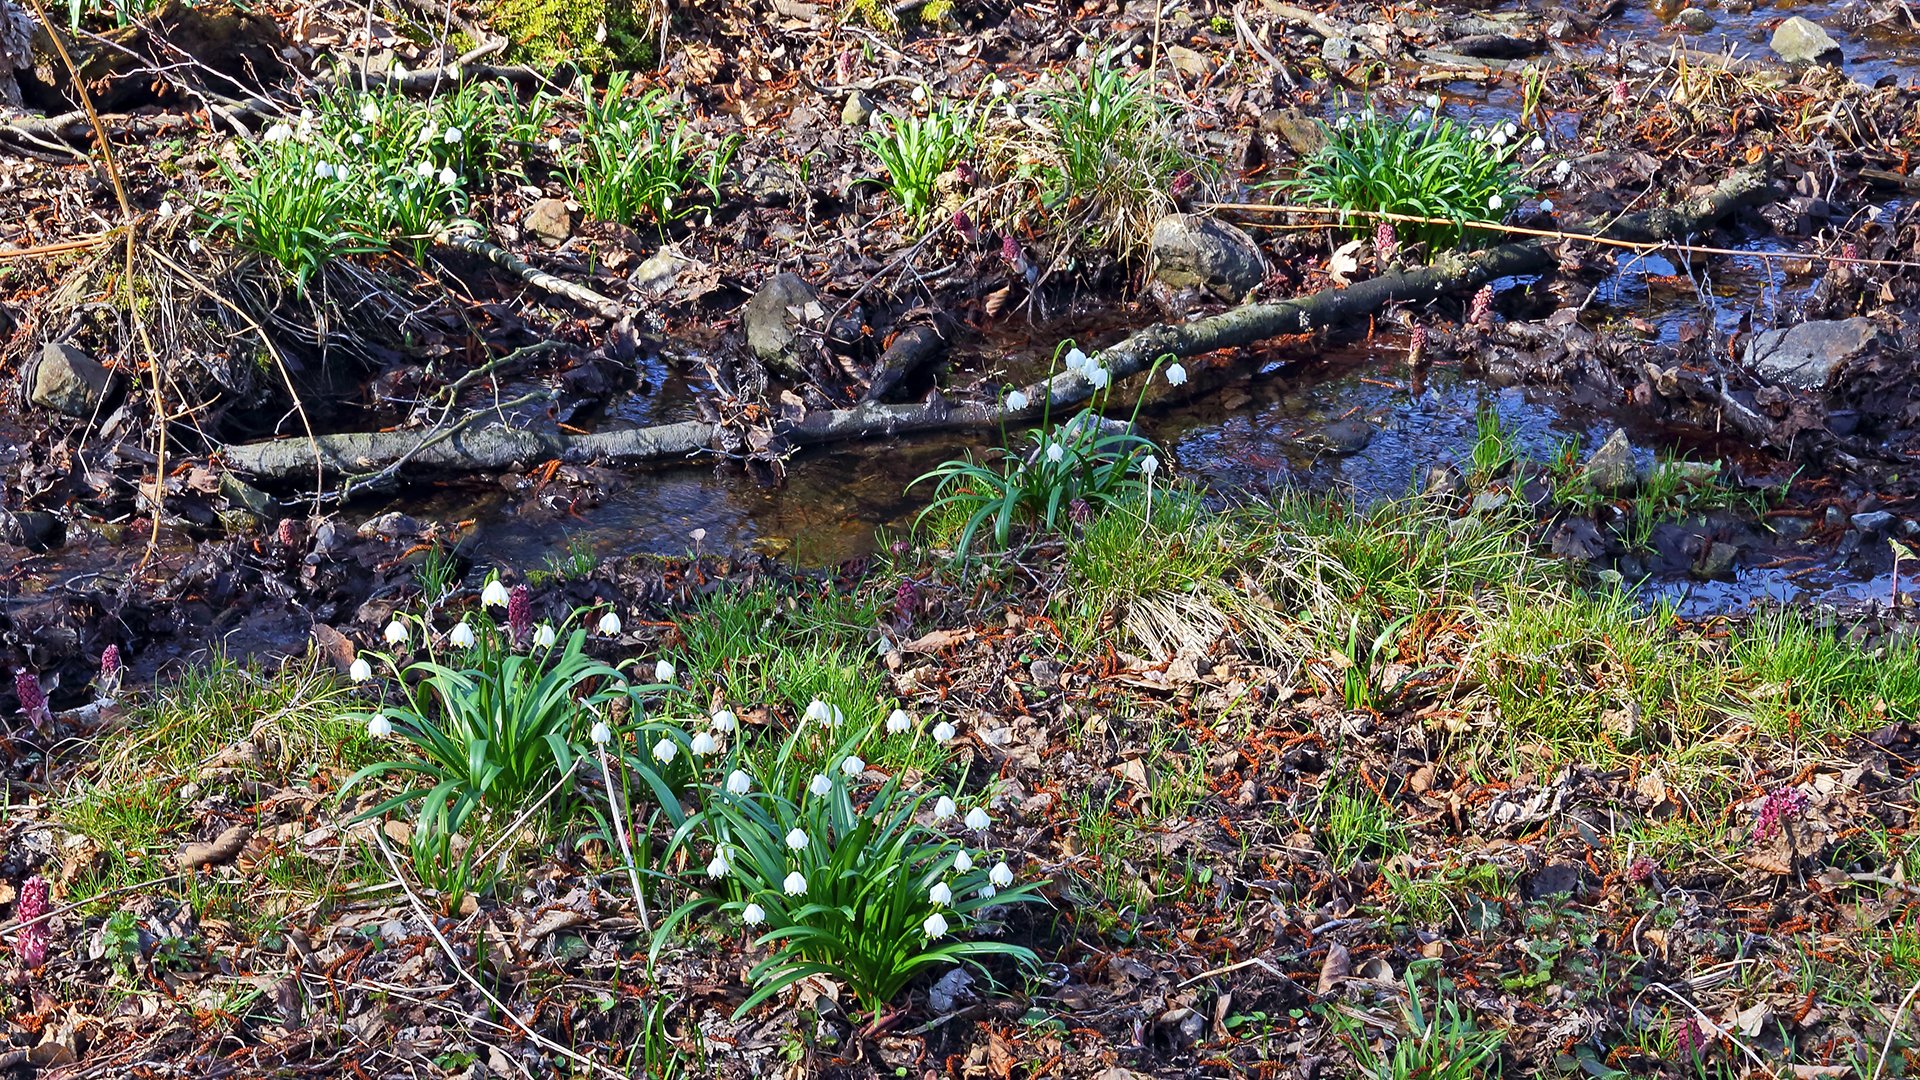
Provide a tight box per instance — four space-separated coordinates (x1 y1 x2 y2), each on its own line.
487 0 655 70
844 0 898 32
918 0 955 27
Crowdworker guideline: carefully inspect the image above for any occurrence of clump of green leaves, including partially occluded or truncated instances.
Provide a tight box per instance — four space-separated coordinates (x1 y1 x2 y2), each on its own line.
1287 105 1531 252
665 727 1043 1020
911 343 1166 559
562 74 737 227
1042 58 1186 255
865 102 973 224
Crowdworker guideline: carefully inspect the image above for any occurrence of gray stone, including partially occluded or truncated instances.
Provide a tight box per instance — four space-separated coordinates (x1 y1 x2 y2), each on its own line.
1148 214 1268 302
28 341 116 418
1470 491 1510 515
522 198 572 248
1316 418 1376 455
1321 36 1356 62
1851 510 1895 534
220 473 275 519
1770 16 1842 65
1672 7 1714 31
1581 428 1639 495
1744 317 1881 391
743 272 822 374
1824 505 1847 529
1692 541 1739 580
841 92 874 127
1165 44 1211 78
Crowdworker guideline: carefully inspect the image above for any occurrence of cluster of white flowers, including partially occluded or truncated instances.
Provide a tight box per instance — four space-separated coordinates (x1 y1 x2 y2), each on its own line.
1061 346 1112 390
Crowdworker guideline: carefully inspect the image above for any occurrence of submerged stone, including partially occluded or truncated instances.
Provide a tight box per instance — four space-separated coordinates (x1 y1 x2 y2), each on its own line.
1744 316 1881 391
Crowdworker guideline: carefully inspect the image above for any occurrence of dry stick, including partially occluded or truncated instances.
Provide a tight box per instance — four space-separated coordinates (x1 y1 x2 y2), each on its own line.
22 0 168 572
1871 973 1920 1080
436 229 628 322
595 742 652 932
370 834 632 1080
0 230 122 259
1209 200 1920 270
221 165 1775 483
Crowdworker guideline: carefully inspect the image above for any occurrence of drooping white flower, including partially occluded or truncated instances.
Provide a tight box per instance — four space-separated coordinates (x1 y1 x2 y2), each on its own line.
706 851 729 879
384 620 408 646
598 611 622 635
443 126 463 144
965 807 991 832
1554 160 1572 183
809 773 833 798
333 162 352 184
438 166 459 187
711 709 738 732
1088 366 1111 390
662 194 675 214
923 911 949 938
350 657 373 682
1406 109 1424 125
783 871 808 895
482 579 510 607
263 122 293 143
1165 363 1188 386
886 709 912 734
911 84 927 102
1139 455 1159 477
417 122 438 145
743 902 766 925
348 132 365 146
415 160 436 178
1529 136 1545 154
449 621 476 649
314 160 335 180
979 883 998 899
1539 199 1555 214
546 136 563 154
359 101 381 123
1045 442 1064 464
655 659 676 683
1006 390 1030 411
933 721 957 743
590 720 612 745
157 199 174 219
1489 128 1508 147
726 769 752 795
805 699 831 724
1488 194 1503 211
1425 93 1441 110
989 861 1014 887
652 738 677 763
841 755 865 777
1504 120 1519 138
954 850 974 872
929 881 953 905
533 623 556 648
1063 347 1088 372
785 828 809 850
829 705 845 727
934 796 957 820
691 732 718 756
367 713 393 738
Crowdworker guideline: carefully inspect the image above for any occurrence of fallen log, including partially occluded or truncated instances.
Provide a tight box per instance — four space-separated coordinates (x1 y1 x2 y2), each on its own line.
220 164 1776 484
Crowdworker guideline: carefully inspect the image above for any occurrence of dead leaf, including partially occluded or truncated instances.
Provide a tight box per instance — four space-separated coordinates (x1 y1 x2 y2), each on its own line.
1316 941 1351 996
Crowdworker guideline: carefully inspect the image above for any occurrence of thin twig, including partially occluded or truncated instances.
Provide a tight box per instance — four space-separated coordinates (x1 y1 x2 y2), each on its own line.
370 834 632 1080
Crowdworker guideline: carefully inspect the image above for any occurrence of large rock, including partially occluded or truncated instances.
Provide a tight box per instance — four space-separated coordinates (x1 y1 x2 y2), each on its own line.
522 198 572 247
1770 16 1842 65
1148 214 1267 302
1581 428 1639 495
27 341 117 418
1743 317 1881 391
742 272 822 374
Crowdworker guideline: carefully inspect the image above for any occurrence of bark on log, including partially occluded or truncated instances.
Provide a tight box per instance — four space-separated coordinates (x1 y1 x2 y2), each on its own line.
220 164 1776 484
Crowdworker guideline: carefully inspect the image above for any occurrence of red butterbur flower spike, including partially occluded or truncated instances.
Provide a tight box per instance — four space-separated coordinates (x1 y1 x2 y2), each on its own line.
1611 80 1630 107
16 876 49 968
507 584 532 646
1627 856 1656 884
14 670 49 730
1170 169 1196 199
953 210 977 243
99 645 122 701
1375 220 1397 265
1671 1015 1711 1057
1753 785 1809 841
1470 284 1495 332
